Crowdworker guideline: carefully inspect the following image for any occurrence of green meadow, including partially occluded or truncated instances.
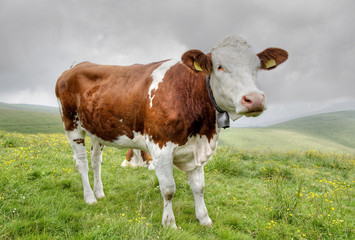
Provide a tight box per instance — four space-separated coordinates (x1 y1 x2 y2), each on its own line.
0 104 354 239
219 111 355 154
0 103 63 134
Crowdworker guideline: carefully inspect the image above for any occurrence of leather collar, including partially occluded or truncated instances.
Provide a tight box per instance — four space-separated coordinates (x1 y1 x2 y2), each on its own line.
205 76 230 128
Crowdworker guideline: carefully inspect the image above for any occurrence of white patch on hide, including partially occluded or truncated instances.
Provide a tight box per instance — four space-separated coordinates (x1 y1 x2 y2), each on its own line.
148 59 178 107
173 126 220 172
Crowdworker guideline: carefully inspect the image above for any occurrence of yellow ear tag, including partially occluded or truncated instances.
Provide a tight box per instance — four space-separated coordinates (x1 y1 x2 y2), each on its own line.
194 61 203 72
265 59 276 69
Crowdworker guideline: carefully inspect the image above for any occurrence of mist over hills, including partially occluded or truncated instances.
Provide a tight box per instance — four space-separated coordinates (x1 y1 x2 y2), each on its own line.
0 102 59 114
232 100 355 128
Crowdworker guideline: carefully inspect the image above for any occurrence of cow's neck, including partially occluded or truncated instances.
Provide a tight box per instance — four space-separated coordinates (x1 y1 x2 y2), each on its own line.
205 76 230 129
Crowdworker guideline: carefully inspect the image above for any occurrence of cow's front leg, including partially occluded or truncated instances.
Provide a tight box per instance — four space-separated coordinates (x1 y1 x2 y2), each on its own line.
187 166 212 226
151 146 177 228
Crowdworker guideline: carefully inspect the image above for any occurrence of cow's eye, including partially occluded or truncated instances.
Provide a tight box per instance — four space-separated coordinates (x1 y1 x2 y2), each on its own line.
217 65 224 71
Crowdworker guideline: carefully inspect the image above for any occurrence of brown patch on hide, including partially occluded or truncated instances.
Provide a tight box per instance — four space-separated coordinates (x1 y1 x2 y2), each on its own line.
73 138 85 146
257 48 288 70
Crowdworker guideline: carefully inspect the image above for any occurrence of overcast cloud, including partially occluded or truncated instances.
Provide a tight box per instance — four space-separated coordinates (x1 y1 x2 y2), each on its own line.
0 0 354 125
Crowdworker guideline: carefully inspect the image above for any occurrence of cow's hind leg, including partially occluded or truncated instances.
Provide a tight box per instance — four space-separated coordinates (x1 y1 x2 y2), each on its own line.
91 136 105 199
121 149 145 167
187 166 212 226
66 128 97 204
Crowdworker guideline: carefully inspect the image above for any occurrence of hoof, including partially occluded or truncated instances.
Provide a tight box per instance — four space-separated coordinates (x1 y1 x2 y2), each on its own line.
148 163 155 170
162 223 177 229
162 216 177 229
198 217 212 227
121 160 131 167
85 198 97 205
84 194 97 205
95 192 105 199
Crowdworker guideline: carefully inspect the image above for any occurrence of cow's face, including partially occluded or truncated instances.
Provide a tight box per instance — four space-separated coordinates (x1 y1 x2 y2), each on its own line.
181 35 288 120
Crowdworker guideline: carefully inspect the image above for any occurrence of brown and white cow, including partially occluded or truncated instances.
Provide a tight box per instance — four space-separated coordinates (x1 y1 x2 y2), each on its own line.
55 34 288 228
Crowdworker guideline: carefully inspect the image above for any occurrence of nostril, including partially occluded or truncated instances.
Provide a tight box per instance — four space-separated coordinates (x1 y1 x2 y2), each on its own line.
241 92 265 111
242 96 252 104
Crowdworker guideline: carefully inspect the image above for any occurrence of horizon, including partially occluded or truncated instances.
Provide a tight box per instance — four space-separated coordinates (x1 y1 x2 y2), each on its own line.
1 99 354 128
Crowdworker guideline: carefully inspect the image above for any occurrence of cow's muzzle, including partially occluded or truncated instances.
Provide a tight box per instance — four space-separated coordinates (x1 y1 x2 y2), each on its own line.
241 92 266 117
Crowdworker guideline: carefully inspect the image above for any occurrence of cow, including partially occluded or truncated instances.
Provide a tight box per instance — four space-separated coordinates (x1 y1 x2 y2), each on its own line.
55 34 288 228
121 149 153 168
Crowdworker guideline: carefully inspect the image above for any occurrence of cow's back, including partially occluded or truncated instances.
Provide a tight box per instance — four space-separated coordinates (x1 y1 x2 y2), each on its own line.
56 61 165 141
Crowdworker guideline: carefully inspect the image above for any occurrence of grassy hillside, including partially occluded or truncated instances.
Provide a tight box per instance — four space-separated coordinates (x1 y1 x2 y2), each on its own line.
271 111 355 149
220 111 355 155
0 102 59 114
0 108 63 134
219 128 355 154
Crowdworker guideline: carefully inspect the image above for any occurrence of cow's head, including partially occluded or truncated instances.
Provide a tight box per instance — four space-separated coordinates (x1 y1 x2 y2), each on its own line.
182 34 288 120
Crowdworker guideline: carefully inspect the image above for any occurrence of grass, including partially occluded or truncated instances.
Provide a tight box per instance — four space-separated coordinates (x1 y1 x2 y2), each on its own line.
219 111 355 155
271 111 355 149
219 128 355 154
0 131 354 239
0 105 354 238
0 108 63 134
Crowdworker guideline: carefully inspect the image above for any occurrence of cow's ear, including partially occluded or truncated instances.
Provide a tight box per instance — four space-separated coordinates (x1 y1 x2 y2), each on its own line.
181 50 212 75
257 48 288 70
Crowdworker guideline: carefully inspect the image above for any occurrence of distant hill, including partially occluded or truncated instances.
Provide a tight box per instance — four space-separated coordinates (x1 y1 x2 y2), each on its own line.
0 102 59 114
232 100 355 128
270 111 355 149
219 110 355 154
0 102 63 134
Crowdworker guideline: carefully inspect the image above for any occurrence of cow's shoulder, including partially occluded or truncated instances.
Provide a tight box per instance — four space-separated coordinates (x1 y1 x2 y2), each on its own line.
144 63 217 147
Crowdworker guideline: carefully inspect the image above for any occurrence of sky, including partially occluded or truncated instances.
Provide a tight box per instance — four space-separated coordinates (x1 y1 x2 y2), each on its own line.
0 0 354 126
